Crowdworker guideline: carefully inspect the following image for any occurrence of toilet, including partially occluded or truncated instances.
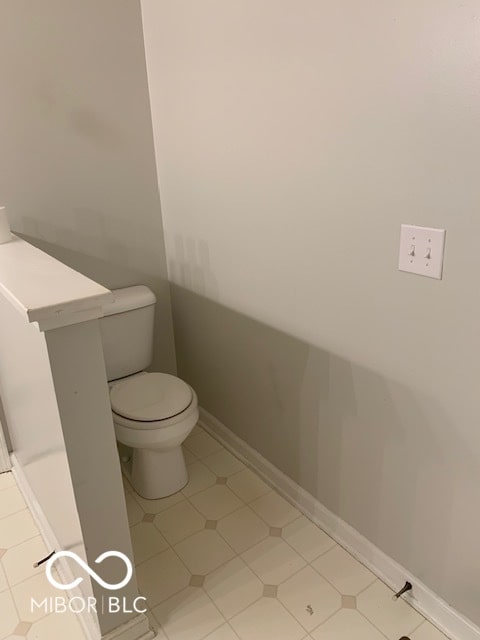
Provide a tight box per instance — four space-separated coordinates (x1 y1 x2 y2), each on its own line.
99 285 198 499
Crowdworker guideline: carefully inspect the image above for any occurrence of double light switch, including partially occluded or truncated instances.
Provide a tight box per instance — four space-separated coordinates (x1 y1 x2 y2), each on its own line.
398 224 446 279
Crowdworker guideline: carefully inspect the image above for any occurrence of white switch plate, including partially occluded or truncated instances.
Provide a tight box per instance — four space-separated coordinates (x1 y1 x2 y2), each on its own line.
398 224 446 279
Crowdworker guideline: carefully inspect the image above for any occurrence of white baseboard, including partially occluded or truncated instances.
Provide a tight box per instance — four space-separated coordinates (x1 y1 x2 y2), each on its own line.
11 454 153 640
199 408 480 640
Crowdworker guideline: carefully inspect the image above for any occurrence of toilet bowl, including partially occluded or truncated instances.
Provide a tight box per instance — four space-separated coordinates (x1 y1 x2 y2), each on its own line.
99 285 199 500
110 372 198 498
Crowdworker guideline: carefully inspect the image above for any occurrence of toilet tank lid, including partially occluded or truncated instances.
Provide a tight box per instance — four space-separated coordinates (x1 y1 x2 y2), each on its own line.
102 285 156 317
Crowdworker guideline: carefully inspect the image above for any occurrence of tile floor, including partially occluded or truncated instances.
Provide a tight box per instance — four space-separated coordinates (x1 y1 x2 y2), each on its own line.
128 425 450 640
0 471 85 640
0 424 451 640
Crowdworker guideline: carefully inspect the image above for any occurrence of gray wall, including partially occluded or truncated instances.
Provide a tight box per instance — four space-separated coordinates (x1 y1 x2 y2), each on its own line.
142 0 480 626
0 0 176 374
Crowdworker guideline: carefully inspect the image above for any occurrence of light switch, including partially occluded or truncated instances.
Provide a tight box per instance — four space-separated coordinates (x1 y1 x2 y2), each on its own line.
398 224 446 279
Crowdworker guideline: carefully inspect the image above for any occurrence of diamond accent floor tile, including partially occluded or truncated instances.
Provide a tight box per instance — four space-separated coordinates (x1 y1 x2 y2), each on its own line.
263 585 278 598
341 594 357 609
190 574 206 587
230 597 305 640
142 512 156 523
204 557 263 619
14 621 32 635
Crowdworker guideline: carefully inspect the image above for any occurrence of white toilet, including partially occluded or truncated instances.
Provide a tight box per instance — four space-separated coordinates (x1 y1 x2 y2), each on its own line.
99 285 198 499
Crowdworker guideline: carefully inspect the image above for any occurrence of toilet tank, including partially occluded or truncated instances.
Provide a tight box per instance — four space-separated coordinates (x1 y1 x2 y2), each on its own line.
99 285 156 381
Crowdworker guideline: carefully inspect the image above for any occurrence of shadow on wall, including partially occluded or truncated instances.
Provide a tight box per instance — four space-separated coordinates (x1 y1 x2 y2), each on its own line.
170 283 475 615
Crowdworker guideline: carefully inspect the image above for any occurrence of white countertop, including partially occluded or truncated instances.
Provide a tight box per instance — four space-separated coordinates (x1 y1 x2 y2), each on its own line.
0 235 113 330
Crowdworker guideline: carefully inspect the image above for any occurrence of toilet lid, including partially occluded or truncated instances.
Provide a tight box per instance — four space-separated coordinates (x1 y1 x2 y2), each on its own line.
110 373 193 422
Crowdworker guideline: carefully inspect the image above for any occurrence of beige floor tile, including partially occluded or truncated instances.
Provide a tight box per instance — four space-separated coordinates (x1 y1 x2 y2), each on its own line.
154 501 205 545
0 486 26 519
131 488 185 515
217 506 269 554
174 530 235 576
282 516 336 562
125 491 144 526
0 561 8 592
0 510 39 549
230 597 305 640
277 565 341 631
311 608 386 640
250 492 300 528
356 580 424 639
204 623 240 639
241 537 306 585
227 468 270 503
1 535 48 586
190 485 243 521
26 611 85 640
182 461 217 497
412 620 450 640
0 589 20 638
130 522 169 565
11 572 58 622
0 472 15 492
152 586 225 640
202 450 245 477
312 545 376 595
136 548 191 608
184 429 224 459
204 557 263 619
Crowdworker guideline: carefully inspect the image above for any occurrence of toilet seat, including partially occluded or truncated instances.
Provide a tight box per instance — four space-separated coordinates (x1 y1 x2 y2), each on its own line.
110 372 193 425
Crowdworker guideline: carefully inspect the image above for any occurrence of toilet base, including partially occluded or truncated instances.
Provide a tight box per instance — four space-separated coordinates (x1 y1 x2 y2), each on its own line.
130 445 188 499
